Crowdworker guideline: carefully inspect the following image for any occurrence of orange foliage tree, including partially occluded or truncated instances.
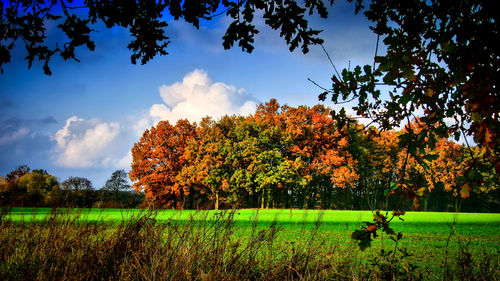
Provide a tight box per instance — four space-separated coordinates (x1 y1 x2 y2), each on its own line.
130 119 196 208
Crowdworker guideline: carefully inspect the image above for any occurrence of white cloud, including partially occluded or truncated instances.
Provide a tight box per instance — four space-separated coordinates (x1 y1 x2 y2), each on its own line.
53 116 120 168
132 117 152 137
0 127 30 145
149 69 258 124
116 151 133 169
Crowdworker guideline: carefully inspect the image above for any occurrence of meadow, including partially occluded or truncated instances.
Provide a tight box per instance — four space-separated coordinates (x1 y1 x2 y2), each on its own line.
1 208 499 280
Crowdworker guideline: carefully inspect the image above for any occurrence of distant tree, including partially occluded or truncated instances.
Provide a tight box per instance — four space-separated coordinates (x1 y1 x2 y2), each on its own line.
61 176 93 192
0 166 58 207
103 169 130 192
61 176 95 207
17 170 58 206
5 165 30 182
101 169 131 207
1 165 31 206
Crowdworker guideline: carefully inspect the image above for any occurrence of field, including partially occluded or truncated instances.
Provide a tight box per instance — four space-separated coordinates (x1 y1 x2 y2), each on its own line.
1 208 499 280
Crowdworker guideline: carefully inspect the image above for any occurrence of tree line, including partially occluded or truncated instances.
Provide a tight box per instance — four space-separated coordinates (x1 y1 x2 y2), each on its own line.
0 168 143 208
2 99 497 211
130 99 499 212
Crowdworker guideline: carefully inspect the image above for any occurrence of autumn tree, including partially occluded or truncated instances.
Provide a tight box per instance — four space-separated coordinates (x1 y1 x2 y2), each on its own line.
130 119 196 209
179 117 233 210
17 169 58 206
128 99 497 213
318 0 499 191
0 166 58 207
249 100 294 209
350 128 401 210
281 104 359 209
0 165 30 206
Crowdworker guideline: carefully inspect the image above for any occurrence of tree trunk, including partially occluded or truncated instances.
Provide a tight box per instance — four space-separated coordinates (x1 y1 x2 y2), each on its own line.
261 189 265 209
215 191 219 210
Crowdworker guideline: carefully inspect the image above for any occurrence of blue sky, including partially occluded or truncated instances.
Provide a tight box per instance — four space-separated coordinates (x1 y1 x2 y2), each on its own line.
0 2 378 187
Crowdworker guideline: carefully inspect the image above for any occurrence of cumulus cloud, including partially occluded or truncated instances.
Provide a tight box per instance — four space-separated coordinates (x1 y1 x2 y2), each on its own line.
53 116 120 168
149 69 258 124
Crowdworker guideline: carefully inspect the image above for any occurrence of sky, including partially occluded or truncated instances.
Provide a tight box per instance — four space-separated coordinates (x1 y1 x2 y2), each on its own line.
0 2 379 188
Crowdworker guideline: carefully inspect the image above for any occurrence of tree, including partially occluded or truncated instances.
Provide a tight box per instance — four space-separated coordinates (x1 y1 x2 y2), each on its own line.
61 176 95 207
5 0 495 184
61 176 93 192
100 169 132 207
130 119 196 208
1 165 30 206
17 170 58 206
1 0 328 74
103 169 130 192
317 0 498 181
179 117 234 210
5 165 30 182
0 166 59 207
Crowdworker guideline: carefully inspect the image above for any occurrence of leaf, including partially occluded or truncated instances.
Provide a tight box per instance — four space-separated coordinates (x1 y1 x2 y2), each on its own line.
460 184 471 199
384 182 399 196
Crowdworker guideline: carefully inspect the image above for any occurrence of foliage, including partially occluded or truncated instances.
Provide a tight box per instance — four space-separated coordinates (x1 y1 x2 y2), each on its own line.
130 119 197 209
2 1 497 209
130 99 498 211
103 169 130 193
131 100 362 209
0 166 57 206
0 167 143 208
97 170 141 208
1 0 328 74
318 0 499 190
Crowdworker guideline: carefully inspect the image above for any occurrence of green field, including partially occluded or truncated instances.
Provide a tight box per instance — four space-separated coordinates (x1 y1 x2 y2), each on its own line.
2 208 499 280
7 207 500 234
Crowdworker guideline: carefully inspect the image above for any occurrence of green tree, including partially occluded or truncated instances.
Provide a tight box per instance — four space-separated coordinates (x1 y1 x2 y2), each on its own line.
0 165 31 206
179 117 233 210
17 170 58 206
0 166 59 207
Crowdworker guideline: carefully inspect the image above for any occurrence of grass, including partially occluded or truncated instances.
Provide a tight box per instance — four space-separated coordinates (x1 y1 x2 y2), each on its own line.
1 208 499 280
7 207 500 234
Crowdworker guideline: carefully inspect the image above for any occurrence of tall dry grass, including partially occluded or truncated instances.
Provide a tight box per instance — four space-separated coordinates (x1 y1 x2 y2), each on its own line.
0 208 497 281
